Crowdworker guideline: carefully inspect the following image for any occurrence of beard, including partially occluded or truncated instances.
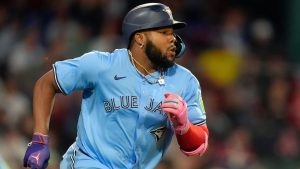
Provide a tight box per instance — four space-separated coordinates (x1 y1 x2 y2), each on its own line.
145 39 175 69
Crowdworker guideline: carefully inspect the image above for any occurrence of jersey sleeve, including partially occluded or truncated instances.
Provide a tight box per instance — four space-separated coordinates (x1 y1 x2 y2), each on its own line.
182 75 206 125
53 51 104 95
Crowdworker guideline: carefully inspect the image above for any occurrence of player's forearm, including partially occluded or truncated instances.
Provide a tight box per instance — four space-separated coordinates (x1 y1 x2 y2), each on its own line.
162 93 209 156
33 70 59 135
176 124 209 155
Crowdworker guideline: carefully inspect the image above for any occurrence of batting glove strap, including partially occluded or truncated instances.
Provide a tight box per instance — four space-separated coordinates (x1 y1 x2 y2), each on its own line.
176 119 191 135
32 133 49 144
180 132 208 156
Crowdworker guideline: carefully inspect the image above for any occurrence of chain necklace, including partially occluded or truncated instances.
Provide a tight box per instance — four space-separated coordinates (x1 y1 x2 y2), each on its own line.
128 50 165 85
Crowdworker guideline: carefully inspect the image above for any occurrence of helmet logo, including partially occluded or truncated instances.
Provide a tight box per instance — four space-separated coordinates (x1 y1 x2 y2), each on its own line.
163 8 173 20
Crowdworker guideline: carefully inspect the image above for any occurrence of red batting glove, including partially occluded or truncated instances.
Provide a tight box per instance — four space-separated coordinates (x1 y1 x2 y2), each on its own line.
162 93 190 135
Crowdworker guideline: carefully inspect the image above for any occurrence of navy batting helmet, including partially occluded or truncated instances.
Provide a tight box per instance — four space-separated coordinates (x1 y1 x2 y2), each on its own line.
122 3 187 57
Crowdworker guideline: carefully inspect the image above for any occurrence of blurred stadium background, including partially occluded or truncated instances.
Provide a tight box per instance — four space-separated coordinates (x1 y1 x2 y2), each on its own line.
0 0 300 168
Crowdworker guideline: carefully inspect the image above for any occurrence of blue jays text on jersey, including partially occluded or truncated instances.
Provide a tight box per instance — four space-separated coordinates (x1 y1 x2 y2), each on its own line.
53 49 206 169
103 96 163 114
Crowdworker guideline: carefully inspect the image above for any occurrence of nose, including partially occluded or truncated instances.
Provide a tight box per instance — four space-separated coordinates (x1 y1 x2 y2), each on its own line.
170 34 176 43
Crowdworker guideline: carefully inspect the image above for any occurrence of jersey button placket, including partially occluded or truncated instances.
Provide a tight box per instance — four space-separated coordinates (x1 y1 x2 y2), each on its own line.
134 82 149 164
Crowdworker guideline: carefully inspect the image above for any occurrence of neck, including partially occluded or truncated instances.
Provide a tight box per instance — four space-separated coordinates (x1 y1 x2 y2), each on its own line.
128 49 157 75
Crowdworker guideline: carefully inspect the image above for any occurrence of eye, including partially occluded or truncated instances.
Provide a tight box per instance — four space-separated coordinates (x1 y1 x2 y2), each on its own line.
158 31 173 35
159 31 168 35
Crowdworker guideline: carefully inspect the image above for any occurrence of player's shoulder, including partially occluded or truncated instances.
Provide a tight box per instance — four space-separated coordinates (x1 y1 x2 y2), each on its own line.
91 48 128 59
78 48 128 65
170 64 194 77
169 64 199 82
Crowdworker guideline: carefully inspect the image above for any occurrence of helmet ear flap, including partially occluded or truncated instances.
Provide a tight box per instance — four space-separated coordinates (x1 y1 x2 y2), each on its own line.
174 34 186 58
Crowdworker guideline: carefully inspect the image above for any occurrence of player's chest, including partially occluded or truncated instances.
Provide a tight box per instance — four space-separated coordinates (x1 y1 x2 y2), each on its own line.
99 70 171 96
99 79 166 115
97 70 182 116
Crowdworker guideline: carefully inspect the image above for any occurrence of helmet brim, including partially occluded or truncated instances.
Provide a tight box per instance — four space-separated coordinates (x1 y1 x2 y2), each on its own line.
172 21 186 30
138 21 187 32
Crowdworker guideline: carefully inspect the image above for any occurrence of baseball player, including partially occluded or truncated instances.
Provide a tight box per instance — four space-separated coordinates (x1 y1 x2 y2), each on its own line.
23 3 209 169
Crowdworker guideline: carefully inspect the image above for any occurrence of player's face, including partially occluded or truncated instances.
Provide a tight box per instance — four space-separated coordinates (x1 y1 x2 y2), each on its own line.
144 27 177 69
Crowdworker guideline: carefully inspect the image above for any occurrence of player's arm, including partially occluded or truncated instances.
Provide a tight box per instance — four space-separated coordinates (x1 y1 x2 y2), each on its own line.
23 69 60 169
33 69 60 135
175 123 208 156
162 93 209 156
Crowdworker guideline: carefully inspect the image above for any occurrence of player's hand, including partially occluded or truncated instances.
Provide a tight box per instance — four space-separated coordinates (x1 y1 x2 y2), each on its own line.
23 133 50 169
162 93 190 135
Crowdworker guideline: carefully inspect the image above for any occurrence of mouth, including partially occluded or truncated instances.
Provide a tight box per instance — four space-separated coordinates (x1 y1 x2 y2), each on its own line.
167 45 177 57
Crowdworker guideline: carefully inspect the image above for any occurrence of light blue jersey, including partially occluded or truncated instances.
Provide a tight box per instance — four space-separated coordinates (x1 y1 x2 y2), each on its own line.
54 49 206 169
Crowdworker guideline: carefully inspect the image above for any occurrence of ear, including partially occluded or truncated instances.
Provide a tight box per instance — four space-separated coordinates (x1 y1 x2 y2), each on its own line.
133 32 145 46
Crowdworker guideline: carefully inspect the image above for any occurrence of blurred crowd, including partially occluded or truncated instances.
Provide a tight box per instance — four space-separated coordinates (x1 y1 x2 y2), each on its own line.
0 0 299 169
